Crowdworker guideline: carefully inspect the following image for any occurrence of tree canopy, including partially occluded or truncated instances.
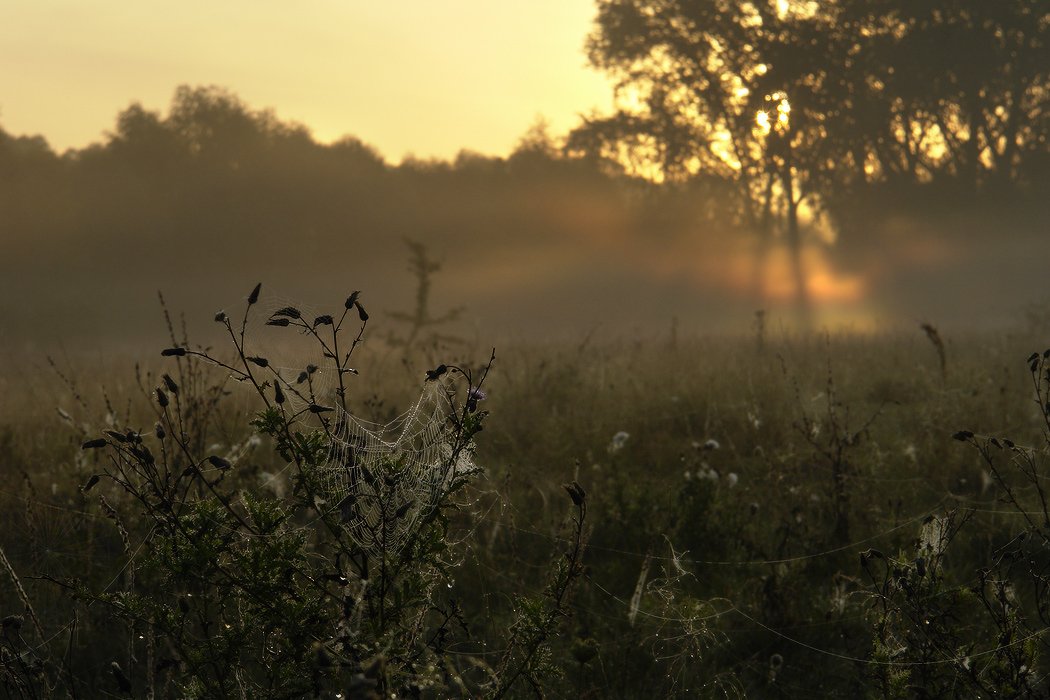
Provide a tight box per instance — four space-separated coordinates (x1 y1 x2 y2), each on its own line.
572 0 1049 309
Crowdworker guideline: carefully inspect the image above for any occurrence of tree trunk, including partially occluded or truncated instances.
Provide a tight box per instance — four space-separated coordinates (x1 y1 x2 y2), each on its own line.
748 172 776 307
781 144 810 327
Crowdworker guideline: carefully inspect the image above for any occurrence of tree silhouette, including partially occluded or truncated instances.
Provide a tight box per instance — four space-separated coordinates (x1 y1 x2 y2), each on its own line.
833 0 1049 190
572 1 831 316
575 0 1050 315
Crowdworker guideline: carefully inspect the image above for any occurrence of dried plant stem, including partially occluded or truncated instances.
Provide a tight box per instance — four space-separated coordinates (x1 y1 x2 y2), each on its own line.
921 322 947 382
489 488 588 700
0 542 45 643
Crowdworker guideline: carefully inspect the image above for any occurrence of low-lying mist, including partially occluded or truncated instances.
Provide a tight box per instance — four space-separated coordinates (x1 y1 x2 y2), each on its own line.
2 87 1048 354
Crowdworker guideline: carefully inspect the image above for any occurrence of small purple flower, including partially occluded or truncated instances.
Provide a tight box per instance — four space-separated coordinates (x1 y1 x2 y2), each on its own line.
466 386 487 413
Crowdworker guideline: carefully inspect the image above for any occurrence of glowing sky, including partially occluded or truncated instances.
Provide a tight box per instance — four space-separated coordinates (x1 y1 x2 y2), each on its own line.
0 0 616 160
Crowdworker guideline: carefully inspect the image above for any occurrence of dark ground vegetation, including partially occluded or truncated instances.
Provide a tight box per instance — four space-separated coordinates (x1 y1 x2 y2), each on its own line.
3 297 1050 697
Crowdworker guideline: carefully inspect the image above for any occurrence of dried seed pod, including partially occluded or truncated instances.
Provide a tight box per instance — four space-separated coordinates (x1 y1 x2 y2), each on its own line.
425 364 448 381
308 404 334 414
266 318 291 327
161 347 186 357
247 356 269 368
82 438 108 449
207 455 232 470
355 300 369 322
274 383 285 405
313 315 333 327
82 474 100 492
345 291 361 309
135 445 155 465
563 481 586 506
248 283 262 305
215 311 227 323
273 306 301 319
156 389 169 408
162 373 179 395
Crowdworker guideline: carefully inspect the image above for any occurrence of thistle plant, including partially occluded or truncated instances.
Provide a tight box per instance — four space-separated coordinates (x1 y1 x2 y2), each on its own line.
55 284 495 698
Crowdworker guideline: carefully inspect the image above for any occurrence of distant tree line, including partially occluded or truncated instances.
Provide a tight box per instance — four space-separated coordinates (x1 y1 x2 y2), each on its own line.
1 86 708 340
0 0 1046 339
0 85 630 257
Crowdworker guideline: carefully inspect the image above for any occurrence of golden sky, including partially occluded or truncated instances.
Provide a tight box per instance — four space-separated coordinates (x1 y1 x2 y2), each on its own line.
0 0 615 160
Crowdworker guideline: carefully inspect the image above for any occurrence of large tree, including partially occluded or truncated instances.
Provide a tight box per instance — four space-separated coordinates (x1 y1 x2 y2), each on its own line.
570 0 845 314
574 0 1049 313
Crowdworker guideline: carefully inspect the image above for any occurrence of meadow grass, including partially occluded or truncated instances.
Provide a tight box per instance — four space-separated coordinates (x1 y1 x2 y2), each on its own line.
1 319 1048 697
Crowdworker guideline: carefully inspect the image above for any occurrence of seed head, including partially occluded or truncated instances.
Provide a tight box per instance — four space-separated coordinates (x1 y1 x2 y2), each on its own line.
425 364 448 381
563 481 586 506
273 306 301 319
207 455 232 470
162 373 179 395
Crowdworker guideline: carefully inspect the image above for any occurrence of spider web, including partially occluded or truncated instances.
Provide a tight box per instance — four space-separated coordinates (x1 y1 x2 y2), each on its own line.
312 379 478 556
227 292 479 556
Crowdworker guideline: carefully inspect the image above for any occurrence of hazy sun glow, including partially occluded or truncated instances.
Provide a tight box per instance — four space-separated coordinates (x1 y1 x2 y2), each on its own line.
0 1 616 161
758 248 867 304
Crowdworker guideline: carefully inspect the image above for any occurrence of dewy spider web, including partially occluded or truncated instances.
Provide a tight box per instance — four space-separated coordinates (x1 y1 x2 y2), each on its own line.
230 293 479 556
314 379 477 557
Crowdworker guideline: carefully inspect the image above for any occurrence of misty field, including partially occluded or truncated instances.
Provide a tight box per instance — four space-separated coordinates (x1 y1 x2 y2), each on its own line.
4 0 1048 696
2 296 1050 698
